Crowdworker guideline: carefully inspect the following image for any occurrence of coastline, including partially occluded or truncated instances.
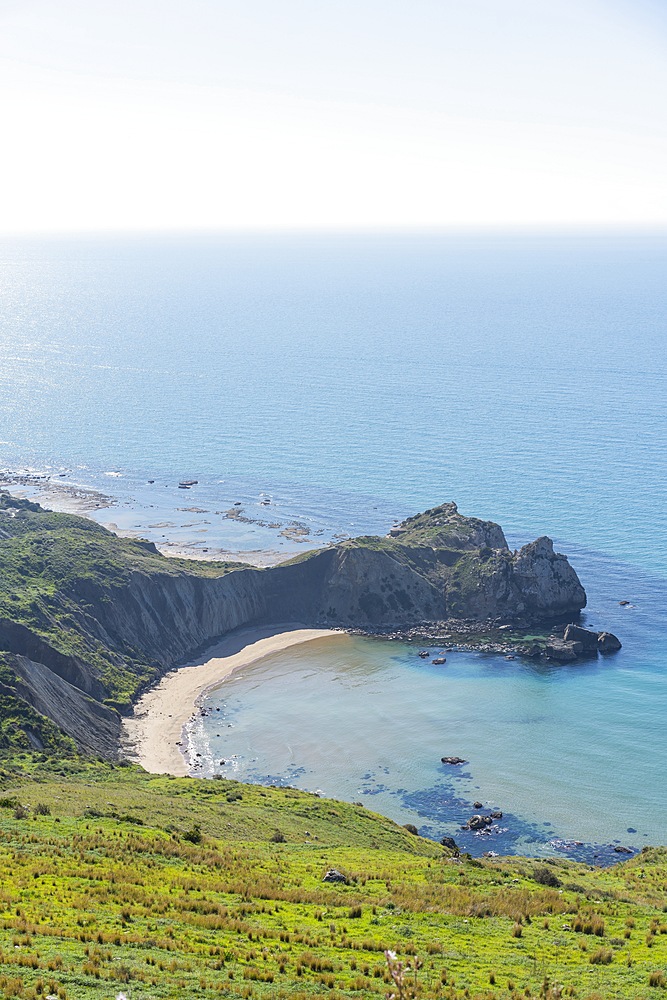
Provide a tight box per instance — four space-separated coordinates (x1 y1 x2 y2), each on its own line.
121 625 344 776
0 471 333 567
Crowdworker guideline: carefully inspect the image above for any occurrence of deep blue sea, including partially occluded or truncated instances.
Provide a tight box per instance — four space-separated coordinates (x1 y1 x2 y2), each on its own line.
1 229 665 859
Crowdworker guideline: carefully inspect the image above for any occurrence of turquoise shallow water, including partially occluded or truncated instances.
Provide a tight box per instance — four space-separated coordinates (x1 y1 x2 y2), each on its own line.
0 229 665 856
189 545 667 862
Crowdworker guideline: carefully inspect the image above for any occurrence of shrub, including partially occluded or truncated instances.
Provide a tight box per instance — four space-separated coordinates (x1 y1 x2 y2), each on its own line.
34 802 51 815
533 866 561 887
269 830 286 843
183 824 202 844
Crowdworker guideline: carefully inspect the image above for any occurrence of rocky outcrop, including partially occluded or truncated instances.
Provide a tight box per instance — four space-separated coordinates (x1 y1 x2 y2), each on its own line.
322 869 348 883
562 624 622 655
545 624 623 662
66 504 588 655
545 639 582 662
464 814 494 831
597 631 622 654
309 503 585 626
510 537 586 616
563 623 600 652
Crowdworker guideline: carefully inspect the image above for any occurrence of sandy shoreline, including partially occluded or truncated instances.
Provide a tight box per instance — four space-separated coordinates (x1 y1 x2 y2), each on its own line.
121 625 344 776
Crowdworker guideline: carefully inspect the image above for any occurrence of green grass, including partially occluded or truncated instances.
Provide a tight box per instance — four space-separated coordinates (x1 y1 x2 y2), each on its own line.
0 755 664 1000
0 493 244 710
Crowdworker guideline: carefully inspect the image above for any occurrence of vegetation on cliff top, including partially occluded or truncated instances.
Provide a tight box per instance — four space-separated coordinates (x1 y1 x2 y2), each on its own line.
0 754 664 1000
0 493 240 715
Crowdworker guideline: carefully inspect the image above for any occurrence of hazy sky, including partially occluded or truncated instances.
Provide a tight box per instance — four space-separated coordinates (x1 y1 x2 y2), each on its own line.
0 0 666 232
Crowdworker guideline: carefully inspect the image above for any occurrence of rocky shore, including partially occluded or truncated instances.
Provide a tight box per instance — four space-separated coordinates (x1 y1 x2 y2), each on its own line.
349 618 621 663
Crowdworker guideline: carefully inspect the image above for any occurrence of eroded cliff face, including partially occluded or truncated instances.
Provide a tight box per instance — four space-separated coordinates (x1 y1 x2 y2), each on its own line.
317 503 585 625
0 495 586 756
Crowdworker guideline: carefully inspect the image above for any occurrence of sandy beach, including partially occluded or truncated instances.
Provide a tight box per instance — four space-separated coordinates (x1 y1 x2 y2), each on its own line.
121 625 343 776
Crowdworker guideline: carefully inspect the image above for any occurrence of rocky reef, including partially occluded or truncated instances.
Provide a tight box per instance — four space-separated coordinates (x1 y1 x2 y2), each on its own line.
0 494 598 757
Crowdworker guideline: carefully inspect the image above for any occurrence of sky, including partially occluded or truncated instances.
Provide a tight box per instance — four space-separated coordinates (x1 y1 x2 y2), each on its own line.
0 0 666 232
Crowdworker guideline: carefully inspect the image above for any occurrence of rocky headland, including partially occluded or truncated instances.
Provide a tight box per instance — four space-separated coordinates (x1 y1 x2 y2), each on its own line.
0 494 618 759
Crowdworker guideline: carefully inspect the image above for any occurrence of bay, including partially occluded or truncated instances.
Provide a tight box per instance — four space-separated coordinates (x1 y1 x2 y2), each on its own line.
0 228 665 856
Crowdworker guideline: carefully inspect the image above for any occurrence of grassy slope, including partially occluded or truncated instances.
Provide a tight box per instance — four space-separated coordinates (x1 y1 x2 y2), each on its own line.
0 757 664 1000
0 494 243 713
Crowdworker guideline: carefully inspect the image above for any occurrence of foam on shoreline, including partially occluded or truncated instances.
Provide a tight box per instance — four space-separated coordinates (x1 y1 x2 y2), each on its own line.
121 626 344 776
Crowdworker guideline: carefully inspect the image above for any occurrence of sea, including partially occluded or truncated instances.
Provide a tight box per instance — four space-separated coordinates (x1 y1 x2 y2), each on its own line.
0 228 665 861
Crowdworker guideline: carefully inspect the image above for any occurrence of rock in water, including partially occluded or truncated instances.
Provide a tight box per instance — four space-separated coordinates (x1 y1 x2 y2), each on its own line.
509 536 586 618
564 623 600 652
464 814 494 830
597 631 622 653
545 639 583 661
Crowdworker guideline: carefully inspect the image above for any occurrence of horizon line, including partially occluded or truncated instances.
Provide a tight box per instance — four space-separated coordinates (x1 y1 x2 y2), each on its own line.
1 222 667 241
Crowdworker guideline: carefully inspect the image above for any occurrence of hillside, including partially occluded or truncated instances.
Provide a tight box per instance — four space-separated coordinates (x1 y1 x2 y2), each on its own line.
0 755 664 1000
0 493 588 757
